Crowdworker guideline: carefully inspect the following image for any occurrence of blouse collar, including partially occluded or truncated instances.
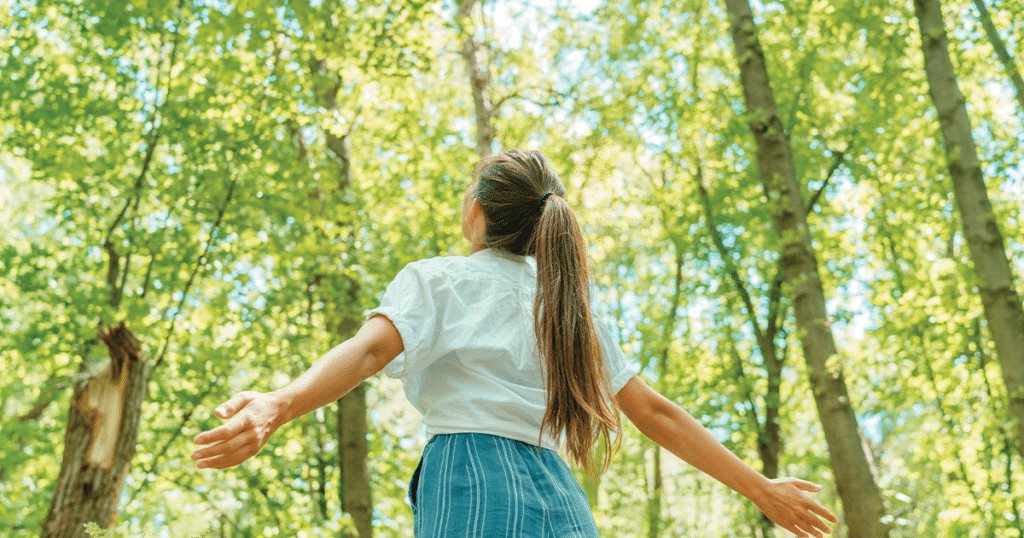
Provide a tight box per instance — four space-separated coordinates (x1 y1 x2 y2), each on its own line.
474 248 528 263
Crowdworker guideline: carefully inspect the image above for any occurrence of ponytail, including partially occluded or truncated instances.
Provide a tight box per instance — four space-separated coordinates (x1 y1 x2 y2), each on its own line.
534 196 620 473
472 149 620 472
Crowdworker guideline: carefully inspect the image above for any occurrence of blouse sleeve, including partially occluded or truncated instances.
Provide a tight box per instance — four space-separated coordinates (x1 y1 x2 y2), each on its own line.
595 317 640 395
366 261 442 380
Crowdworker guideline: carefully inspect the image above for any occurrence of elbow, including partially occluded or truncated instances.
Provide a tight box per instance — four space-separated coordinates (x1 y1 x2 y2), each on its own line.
620 383 674 439
631 400 673 441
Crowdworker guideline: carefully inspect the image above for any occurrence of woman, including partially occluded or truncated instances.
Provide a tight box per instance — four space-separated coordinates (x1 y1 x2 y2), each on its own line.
192 150 838 537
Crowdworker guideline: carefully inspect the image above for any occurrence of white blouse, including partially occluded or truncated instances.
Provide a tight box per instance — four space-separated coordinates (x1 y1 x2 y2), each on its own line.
367 248 639 451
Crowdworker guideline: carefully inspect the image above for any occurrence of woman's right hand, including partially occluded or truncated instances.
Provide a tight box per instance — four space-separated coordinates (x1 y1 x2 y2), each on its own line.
190 391 288 470
752 477 839 537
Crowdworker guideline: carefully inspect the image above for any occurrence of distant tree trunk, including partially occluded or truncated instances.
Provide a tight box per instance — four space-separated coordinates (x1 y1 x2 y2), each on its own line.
645 244 684 538
333 256 372 538
304 35 376 535
328 135 374 538
338 382 372 538
915 0 1024 460
581 437 605 510
724 1 888 536
971 0 1024 115
456 0 495 158
41 324 147 538
647 448 663 538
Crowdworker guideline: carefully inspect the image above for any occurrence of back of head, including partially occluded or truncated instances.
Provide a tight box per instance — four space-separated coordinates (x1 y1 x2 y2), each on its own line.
472 149 620 472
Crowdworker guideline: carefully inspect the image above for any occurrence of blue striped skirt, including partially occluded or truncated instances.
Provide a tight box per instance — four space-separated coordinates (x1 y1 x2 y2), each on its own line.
409 433 600 537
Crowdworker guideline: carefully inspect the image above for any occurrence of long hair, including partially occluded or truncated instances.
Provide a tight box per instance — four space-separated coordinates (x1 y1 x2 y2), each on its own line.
472 149 620 472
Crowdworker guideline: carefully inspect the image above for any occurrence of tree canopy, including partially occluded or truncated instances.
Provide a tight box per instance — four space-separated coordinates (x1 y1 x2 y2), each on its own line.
1 0 1022 536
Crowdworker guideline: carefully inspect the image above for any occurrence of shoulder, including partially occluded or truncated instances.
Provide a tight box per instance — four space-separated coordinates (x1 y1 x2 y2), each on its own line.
401 255 470 278
396 252 532 291
393 255 474 288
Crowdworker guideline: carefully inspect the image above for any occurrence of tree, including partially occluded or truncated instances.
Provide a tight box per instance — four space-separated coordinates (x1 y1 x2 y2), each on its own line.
913 0 1024 462
723 0 888 535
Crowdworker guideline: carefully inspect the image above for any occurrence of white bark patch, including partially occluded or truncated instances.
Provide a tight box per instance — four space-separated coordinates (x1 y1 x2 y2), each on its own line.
84 364 129 469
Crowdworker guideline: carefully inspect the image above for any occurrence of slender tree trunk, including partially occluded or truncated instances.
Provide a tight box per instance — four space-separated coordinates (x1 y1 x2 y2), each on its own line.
914 0 1024 461
330 138 374 538
724 1 888 536
456 0 494 158
41 324 147 538
647 448 663 538
338 382 373 538
697 164 787 536
307 40 376 535
972 0 1024 115
645 244 684 538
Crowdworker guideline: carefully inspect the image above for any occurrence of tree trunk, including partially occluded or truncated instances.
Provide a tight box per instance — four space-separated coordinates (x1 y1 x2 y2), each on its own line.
724 1 888 536
42 324 147 538
581 436 605 511
456 0 495 158
338 382 373 538
646 447 663 538
646 245 684 538
972 0 1024 115
915 0 1024 460
308 44 376 536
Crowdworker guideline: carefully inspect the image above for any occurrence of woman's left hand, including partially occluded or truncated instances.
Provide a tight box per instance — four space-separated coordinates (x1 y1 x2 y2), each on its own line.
191 391 287 470
752 477 839 537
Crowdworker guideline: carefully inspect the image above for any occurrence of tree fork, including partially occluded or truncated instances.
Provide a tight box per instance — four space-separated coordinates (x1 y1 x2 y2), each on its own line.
914 0 1024 462
724 1 889 536
41 323 148 538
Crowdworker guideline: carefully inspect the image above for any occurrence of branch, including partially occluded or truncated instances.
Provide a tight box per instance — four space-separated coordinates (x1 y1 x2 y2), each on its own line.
152 177 237 370
127 386 215 504
805 148 845 213
102 3 184 307
765 269 785 339
726 329 763 438
693 162 767 345
17 374 72 421
492 90 523 111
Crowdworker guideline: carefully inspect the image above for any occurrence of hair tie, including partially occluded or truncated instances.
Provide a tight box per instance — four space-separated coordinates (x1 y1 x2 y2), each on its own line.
539 192 554 205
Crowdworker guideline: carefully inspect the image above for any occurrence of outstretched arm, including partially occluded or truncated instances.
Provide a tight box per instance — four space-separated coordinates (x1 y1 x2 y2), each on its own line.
615 376 839 538
191 314 403 469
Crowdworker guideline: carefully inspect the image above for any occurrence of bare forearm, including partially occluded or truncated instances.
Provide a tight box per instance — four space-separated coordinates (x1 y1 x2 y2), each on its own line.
633 398 771 502
271 336 378 425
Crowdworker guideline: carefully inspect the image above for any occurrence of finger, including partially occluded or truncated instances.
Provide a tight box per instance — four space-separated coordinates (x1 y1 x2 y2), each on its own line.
785 522 810 538
191 429 254 461
193 416 248 446
791 479 823 493
807 501 839 524
215 391 256 419
196 443 262 470
797 513 828 537
788 522 816 538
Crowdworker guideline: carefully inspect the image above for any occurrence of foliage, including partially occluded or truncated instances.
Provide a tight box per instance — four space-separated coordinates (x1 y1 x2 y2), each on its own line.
1 0 1023 537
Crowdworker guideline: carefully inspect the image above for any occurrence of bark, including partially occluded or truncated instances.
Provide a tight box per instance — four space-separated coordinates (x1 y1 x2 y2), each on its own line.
312 52 374 534
42 323 148 538
646 244 684 538
456 0 495 158
647 448 663 538
724 1 888 536
972 0 1024 115
338 383 373 538
914 0 1024 461
334 275 372 538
